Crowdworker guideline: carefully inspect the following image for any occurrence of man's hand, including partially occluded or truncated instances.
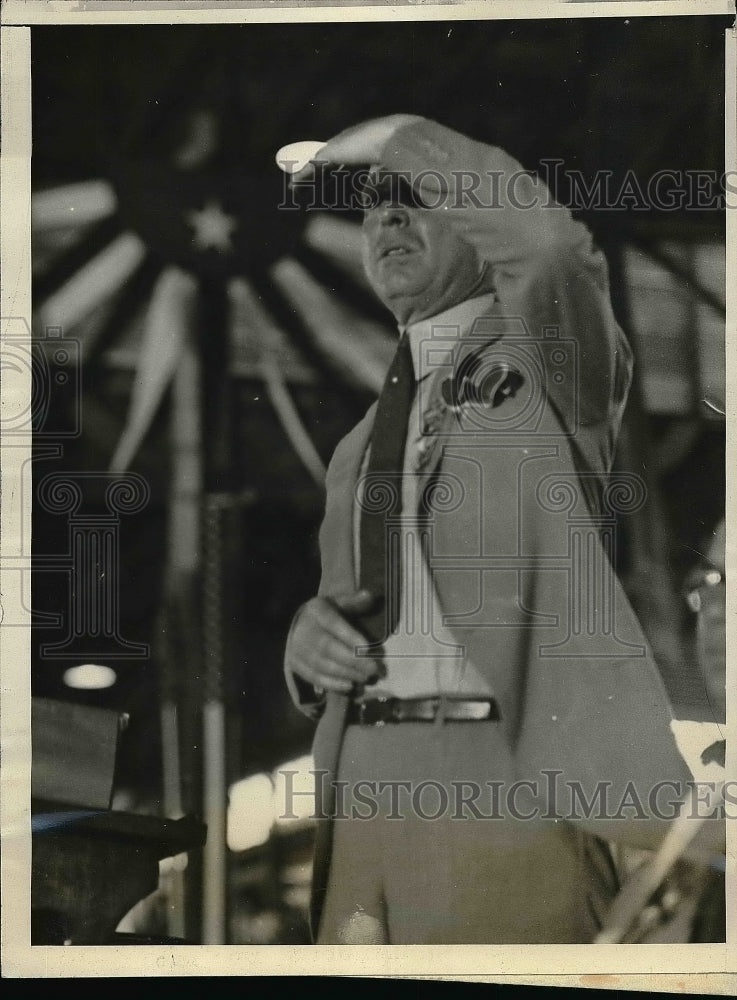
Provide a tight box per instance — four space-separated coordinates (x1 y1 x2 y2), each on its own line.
291 114 424 182
285 590 384 694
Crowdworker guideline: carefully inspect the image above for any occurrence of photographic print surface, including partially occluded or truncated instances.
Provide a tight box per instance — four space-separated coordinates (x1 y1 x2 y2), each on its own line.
0 2 734 984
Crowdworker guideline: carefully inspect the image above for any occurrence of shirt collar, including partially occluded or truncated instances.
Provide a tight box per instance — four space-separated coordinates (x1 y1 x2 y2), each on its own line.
402 292 498 381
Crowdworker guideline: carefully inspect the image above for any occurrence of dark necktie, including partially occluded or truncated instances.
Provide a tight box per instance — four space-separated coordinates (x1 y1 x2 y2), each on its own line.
358 332 415 645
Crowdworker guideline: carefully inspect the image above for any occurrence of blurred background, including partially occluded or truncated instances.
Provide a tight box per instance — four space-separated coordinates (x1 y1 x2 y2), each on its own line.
29 15 727 945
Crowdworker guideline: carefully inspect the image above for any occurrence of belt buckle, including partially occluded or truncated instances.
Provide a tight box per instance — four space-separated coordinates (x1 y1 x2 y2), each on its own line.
389 699 405 723
359 697 389 726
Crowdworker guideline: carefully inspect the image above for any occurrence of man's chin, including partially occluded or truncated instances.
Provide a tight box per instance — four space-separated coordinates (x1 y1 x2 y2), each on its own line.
376 288 429 325
373 268 425 296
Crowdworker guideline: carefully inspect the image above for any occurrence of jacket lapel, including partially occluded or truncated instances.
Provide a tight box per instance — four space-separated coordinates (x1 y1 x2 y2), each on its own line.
413 320 506 502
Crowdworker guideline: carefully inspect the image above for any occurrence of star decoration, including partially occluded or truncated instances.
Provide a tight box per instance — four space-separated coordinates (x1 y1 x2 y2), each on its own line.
186 200 238 253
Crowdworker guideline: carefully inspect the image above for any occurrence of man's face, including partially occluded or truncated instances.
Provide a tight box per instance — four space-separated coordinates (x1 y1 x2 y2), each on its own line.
361 195 481 326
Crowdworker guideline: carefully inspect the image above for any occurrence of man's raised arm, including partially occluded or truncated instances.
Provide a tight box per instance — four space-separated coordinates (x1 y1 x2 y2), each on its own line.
300 116 631 429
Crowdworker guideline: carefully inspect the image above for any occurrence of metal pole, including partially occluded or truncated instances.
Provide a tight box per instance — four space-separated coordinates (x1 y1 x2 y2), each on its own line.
198 277 233 944
163 330 202 940
201 492 228 944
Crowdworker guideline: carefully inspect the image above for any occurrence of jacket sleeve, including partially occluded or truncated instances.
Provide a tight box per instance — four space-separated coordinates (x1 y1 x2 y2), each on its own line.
282 408 376 721
379 118 632 430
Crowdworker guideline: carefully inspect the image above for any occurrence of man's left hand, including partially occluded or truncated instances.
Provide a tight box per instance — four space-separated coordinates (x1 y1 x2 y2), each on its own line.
290 114 424 182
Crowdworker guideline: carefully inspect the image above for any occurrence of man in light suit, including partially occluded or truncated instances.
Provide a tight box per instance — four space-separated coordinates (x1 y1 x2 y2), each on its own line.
283 116 713 944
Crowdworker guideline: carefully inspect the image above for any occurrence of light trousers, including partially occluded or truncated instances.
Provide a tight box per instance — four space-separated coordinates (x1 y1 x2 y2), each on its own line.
317 720 618 944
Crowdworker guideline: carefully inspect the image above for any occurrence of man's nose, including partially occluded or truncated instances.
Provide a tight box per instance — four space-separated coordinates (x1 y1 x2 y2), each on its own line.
362 202 413 239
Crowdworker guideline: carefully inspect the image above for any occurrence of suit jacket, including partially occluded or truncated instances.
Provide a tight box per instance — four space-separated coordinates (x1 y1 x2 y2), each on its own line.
284 120 695 936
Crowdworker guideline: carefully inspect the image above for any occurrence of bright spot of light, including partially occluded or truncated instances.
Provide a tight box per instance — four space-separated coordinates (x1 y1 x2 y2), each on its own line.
159 852 188 875
63 663 117 690
227 773 275 852
227 756 317 853
273 754 316 829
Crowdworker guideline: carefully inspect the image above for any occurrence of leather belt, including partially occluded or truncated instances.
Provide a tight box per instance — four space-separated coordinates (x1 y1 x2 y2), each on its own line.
347 696 500 726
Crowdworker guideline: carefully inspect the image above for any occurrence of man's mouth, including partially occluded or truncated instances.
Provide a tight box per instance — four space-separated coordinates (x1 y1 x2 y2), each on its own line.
376 241 420 261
